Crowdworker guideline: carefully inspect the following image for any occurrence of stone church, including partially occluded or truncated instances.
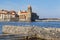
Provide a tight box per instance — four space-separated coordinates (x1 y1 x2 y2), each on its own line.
18 5 39 22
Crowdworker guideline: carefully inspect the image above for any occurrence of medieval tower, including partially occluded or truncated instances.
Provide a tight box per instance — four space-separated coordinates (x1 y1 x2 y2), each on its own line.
27 5 32 21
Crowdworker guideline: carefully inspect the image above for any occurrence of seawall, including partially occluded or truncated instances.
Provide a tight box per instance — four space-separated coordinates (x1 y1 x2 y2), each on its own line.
2 25 60 40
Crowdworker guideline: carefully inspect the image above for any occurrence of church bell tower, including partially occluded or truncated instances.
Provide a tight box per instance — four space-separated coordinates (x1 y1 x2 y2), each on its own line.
27 5 32 21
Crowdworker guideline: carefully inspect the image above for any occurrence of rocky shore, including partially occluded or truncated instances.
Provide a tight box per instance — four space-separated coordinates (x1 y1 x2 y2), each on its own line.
2 25 60 40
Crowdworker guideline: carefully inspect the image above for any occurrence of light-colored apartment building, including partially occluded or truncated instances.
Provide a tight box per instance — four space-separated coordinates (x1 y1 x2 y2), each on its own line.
0 10 10 21
0 10 16 21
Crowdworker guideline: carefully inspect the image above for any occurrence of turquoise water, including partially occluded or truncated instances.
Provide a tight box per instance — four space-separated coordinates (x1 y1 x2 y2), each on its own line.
0 21 60 34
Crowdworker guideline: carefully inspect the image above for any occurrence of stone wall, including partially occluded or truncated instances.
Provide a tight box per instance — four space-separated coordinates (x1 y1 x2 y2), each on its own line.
2 25 33 34
2 25 60 40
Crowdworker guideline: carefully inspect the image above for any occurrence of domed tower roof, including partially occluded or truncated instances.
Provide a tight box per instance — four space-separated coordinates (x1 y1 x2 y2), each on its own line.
28 5 32 8
28 5 32 12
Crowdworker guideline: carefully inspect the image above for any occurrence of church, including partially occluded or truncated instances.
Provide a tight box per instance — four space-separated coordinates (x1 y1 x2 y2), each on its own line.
18 5 39 22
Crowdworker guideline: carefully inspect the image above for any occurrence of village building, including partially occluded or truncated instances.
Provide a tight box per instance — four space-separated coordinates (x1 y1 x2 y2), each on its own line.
0 10 16 21
9 11 17 21
0 10 11 21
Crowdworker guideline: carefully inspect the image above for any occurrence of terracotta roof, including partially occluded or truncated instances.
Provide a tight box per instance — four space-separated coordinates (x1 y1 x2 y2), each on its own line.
21 12 27 13
10 11 16 13
9 11 16 15
11 13 16 15
0 10 16 15
0 11 8 14
21 10 27 13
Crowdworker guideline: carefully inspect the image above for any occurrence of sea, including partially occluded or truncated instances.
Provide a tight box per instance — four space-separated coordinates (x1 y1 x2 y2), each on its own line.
0 21 60 34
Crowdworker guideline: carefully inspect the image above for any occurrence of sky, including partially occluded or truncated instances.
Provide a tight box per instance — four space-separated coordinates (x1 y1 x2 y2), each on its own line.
0 0 60 18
